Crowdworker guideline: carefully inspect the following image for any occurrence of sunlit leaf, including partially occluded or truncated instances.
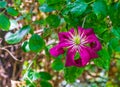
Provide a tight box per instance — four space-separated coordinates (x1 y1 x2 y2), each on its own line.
22 40 30 52
5 25 30 44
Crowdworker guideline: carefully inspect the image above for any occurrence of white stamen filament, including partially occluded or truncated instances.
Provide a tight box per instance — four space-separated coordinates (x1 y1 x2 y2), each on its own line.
66 31 88 51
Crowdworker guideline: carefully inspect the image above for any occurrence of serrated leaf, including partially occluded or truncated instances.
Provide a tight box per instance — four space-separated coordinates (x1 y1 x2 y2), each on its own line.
39 72 52 80
94 49 110 70
5 25 30 44
46 15 60 28
92 0 107 16
0 14 10 31
40 80 52 87
39 4 55 12
7 7 19 16
29 34 45 52
0 1 7 8
64 66 84 83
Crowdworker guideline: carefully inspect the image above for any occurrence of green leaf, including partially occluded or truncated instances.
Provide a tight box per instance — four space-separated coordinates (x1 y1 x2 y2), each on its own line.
100 30 111 42
94 49 110 70
9 19 18 30
29 34 45 52
45 45 51 57
51 58 64 71
39 4 55 12
5 25 30 44
0 1 7 8
39 72 52 80
0 14 10 31
46 0 64 5
42 28 52 38
40 80 52 87
111 27 120 38
70 1 88 16
62 1 88 16
92 0 107 17
7 7 19 16
46 15 60 28
109 38 120 52
64 66 84 83
22 40 30 52
38 0 45 5
32 72 40 81
108 2 120 26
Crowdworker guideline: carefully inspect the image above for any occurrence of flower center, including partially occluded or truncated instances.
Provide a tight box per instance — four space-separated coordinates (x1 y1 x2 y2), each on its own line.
73 35 80 45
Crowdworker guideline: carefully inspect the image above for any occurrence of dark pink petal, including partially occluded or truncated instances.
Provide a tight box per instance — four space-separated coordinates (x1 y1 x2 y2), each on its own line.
65 47 87 67
50 44 64 57
69 28 75 34
78 26 84 35
78 47 91 66
58 32 70 42
50 42 70 57
87 34 102 51
65 48 77 67
58 28 75 42
84 28 95 36
86 47 98 59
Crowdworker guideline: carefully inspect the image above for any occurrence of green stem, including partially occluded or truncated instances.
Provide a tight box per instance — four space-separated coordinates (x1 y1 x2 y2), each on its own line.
82 16 87 28
87 0 95 4
22 53 39 79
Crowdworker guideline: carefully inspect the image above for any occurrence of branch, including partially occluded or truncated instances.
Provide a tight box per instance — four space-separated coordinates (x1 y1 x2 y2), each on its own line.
0 48 23 62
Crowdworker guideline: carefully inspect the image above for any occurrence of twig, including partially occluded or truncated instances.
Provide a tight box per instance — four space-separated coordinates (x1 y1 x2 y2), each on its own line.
86 71 108 80
12 61 17 80
0 48 23 62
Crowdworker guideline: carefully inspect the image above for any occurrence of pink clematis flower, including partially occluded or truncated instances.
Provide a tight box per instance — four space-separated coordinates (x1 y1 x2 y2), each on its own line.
50 27 102 67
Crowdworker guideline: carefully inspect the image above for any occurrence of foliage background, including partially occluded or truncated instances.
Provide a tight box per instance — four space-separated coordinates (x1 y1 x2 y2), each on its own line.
0 0 120 87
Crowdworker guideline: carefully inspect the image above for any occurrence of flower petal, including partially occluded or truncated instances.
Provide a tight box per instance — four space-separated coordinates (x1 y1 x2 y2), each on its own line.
78 26 84 35
77 47 91 66
86 47 98 59
58 28 75 42
65 48 77 67
49 42 71 57
58 32 70 42
49 43 64 57
85 28 95 36
87 34 102 51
